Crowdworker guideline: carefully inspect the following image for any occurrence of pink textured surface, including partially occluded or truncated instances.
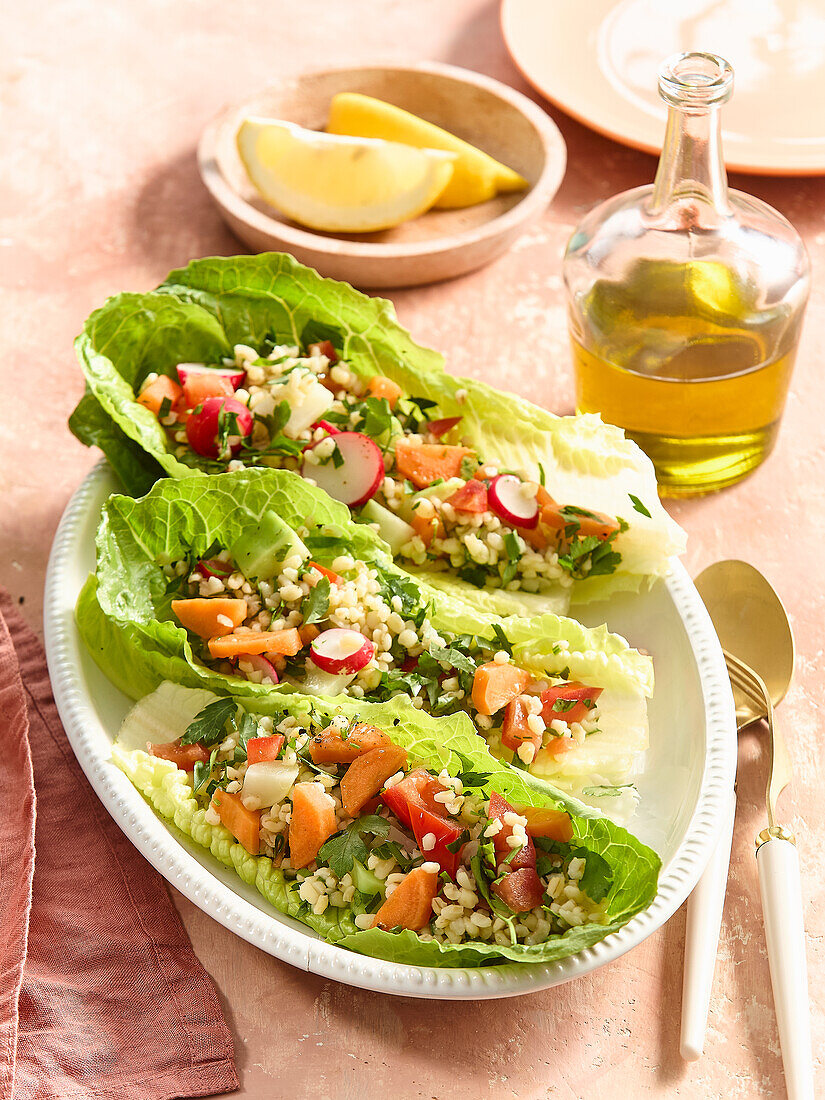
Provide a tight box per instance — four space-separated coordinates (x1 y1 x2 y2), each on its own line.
2 2 823 1097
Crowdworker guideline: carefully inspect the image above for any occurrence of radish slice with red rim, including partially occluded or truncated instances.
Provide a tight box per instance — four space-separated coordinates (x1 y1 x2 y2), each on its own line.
176 363 246 390
302 431 384 506
238 653 280 684
488 474 539 529
310 628 375 674
311 420 342 436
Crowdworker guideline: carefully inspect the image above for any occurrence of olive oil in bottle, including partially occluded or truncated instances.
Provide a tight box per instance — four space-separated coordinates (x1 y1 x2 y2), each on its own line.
564 54 810 497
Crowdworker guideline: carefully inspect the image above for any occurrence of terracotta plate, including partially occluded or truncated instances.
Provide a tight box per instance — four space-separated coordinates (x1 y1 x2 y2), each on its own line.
43 462 737 999
501 0 825 175
198 62 566 288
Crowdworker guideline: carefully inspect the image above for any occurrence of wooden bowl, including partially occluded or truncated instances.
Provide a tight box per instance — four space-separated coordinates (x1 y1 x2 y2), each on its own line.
197 62 566 288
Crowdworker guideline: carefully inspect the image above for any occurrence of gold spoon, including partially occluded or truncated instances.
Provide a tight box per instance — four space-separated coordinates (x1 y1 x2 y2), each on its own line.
687 561 813 1098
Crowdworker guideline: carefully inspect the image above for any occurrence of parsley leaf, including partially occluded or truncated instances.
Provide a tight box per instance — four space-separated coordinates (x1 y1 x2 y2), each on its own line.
318 815 391 878
451 749 492 789
428 640 477 676
501 531 522 585
302 575 331 625
180 698 237 746
628 493 651 518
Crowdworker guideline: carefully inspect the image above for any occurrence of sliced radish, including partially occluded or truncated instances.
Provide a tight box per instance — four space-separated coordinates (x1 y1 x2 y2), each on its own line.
311 419 342 436
427 416 463 439
310 628 375 674
238 653 280 685
186 396 253 458
197 557 233 579
488 474 539 529
176 362 246 390
302 431 384 507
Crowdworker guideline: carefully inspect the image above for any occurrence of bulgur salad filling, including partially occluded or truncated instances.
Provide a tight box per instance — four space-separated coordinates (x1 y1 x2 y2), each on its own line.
113 682 661 965
70 254 685 615
80 468 653 806
135 337 629 594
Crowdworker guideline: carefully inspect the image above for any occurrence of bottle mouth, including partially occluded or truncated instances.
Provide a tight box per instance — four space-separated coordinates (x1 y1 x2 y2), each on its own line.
658 52 733 108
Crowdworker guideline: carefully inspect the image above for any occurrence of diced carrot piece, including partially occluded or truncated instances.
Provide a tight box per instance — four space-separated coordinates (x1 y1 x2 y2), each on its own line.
308 561 342 584
288 782 338 869
471 661 533 716
524 501 620 552
182 372 234 407
394 440 473 490
299 623 321 646
367 375 403 408
246 734 285 764
207 627 302 659
308 340 338 364
501 697 542 756
340 744 408 817
211 789 262 855
309 723 391 764
410 505 444 547
171 597 247 639
137 375 183 417
427 416 462 439
147 738 210 771
515 805 574 842
492 866 544 913
446 479 488 513
372 866 438 931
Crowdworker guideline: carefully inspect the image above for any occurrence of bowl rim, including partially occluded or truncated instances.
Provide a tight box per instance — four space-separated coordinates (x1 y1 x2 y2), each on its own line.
197 60 567 260
44 461 737 999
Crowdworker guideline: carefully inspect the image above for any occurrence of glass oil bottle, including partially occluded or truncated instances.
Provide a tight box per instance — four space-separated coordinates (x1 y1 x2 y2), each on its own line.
563 52 810 497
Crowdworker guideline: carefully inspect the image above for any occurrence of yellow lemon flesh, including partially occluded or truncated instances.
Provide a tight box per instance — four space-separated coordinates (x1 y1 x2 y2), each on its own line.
236 117 456 233
327 92 529 210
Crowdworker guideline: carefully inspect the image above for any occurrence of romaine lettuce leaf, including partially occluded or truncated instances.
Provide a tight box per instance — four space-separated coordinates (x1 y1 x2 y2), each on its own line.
69 252 685 603
113 682 660 966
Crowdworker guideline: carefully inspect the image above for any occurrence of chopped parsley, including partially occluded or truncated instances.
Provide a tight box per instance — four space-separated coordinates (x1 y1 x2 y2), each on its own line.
318 815 391 878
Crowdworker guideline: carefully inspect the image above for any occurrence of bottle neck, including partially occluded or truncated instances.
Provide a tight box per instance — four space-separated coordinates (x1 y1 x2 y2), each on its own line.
648 103 731 220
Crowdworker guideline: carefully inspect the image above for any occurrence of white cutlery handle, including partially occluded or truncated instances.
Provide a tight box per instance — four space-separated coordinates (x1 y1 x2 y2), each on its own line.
757 836 814 1100
680 789 736 1060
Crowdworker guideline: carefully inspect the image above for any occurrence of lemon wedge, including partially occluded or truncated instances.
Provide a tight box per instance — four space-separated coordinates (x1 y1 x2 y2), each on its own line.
327 92 529 210
236 117 456 233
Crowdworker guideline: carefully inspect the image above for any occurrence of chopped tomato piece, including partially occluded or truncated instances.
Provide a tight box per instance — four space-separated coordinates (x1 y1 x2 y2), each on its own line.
427 415 463 439
492 866 544 913
340 744 408 817
546 736 577 756
372 866 438 931
211 789 262 855
171 597 247 639
308 339 338 364
207 627 302 659
524 501 620 552
309 723 391 764
487 792 536 871
147 738 210 771
182 372 235 407
289 782 338 869
246 734 285 764
446 479 488 513
501 696 542 756
382 769 463 877
367 375 403 408
137 375 183 417
394 440 473 489
197 558 233 579
471 661 532 716
539 682 603 726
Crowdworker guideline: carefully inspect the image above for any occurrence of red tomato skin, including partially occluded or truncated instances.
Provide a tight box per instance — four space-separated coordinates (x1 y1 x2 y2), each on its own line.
492 866 545 912
539 683 603 727
182 372 235 408
427 416 463 439
147 739 210 771
246 734 285 764
487 792 536 871
501 697 543 755
308 339 338 364
446 479 488 514
381 769 464 877
185 397 253 458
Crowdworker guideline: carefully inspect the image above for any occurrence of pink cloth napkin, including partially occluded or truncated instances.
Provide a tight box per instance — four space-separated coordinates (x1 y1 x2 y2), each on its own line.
0 592 239 1100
